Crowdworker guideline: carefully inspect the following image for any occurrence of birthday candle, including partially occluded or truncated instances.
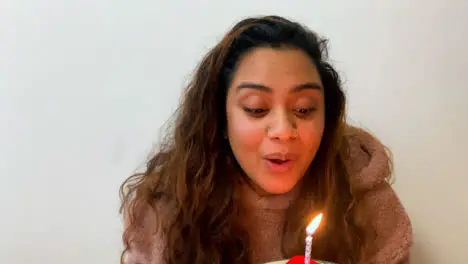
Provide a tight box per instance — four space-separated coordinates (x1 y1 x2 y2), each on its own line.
304 213 323 264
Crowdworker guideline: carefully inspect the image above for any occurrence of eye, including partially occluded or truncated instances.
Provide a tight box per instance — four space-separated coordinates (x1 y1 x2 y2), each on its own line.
243 107 268 117
294 107 316 117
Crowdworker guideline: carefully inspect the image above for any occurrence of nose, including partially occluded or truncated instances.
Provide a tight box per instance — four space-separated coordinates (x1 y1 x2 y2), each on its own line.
267 110 297 141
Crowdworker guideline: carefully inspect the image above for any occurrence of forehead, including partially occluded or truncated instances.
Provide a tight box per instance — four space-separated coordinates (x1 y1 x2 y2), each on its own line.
230 47 322 90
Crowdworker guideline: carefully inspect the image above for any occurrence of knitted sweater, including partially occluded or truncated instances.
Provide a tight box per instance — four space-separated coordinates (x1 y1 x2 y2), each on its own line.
123 127 413 264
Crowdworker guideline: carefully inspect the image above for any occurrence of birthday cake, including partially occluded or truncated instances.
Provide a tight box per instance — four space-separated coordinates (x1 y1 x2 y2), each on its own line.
265 260 335 264
265 258 335 264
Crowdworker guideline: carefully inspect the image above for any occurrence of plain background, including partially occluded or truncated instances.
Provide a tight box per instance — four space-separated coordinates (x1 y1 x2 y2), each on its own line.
1 1 467 263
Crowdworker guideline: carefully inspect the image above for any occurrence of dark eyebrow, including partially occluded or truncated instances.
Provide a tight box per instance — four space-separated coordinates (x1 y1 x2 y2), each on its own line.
236 83 272 92
291 82 322 92
236 82 322 93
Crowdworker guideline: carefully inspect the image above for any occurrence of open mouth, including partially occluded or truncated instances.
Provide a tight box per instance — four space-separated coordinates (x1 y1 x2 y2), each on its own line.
267 158 290 164
264 158 294 172
263 152 297 172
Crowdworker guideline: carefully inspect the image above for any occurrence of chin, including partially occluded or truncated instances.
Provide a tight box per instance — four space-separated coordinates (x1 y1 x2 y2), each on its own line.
259 180 298 195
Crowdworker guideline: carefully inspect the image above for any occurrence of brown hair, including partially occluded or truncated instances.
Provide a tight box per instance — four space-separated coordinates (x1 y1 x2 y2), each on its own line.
120 16 373 264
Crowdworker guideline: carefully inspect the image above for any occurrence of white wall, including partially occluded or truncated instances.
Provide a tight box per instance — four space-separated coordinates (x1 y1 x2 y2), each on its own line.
1 1 467 263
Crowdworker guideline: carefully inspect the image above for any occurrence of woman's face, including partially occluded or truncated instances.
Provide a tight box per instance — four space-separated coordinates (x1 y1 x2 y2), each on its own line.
226 47 325 195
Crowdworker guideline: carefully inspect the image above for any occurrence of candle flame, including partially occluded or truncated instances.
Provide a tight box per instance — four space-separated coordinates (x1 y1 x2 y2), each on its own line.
306 213 323 235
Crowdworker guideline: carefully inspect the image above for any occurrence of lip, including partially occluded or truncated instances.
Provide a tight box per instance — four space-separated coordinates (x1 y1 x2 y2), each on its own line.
263 152 297 173
264 158 295 173
263 152 298 161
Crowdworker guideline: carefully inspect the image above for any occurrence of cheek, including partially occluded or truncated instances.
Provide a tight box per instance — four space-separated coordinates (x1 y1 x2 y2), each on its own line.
298 118 325 156
227 110 264 154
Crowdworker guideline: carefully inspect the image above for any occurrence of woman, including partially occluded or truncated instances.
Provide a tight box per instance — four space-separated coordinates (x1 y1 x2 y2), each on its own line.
120 16 412 264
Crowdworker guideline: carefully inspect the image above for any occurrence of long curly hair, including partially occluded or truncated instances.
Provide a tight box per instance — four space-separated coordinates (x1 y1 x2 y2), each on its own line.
120 16 370 264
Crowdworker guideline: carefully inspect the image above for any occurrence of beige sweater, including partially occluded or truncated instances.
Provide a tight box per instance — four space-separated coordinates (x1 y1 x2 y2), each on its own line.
123 127 413 264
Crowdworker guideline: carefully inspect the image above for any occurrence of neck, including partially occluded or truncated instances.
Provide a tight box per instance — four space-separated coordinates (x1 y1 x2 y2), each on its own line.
236 174 301 210
240 174 271 197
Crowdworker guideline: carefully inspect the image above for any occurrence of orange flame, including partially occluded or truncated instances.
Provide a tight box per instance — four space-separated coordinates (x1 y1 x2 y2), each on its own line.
306 213 323 235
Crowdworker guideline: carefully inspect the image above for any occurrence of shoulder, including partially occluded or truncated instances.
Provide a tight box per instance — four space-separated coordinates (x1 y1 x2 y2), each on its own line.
344 125 392 191
343 125 413 263
122 195 175 264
